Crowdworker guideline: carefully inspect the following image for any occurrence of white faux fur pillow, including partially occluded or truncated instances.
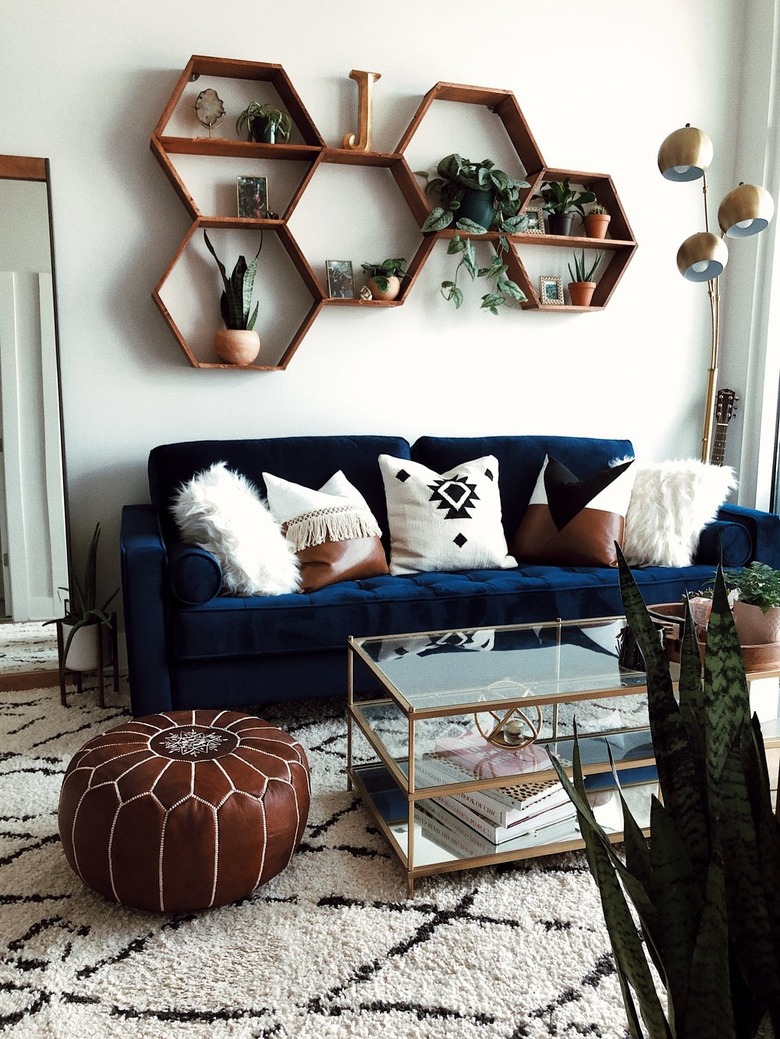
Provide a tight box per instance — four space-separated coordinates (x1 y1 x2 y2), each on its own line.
170 462 300 595
622 459 737 567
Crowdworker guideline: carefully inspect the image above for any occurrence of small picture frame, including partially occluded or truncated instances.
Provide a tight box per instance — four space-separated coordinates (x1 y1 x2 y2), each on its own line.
524 207 545 234
326 260 355 299
237 176 268 219
539 275 564 305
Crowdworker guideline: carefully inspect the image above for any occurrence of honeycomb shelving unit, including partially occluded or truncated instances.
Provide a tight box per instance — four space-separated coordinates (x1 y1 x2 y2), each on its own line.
151 56 637 371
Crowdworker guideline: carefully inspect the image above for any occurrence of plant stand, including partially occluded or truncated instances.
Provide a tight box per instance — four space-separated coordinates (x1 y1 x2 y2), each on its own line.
56 613 119 708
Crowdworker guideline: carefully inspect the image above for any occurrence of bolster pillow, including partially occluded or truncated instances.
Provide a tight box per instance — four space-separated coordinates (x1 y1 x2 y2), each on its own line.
693 520 753 568
167 541 223 605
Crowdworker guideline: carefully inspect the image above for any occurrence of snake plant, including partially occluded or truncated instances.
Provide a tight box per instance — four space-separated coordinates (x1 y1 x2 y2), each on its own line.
203 230 262 330
549 553 780 1038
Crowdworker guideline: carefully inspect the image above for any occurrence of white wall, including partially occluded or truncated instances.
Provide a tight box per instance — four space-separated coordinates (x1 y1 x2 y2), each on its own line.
1 0 767 615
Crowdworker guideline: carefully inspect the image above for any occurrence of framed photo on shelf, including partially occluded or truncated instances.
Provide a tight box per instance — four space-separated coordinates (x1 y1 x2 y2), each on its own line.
237 176 268 219
326 260 355 299
524 207 545 234
539 275 564 305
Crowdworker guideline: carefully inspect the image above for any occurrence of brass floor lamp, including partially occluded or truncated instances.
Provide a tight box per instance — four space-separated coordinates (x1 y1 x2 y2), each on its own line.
657 125 774 462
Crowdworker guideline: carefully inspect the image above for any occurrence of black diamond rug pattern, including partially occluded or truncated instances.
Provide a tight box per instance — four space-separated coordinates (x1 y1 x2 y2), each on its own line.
0 679 633 1038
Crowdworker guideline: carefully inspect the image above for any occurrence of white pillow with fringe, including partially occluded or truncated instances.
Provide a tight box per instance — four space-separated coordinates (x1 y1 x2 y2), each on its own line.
263 469 382 550
171 462 300 595
622 458 737 567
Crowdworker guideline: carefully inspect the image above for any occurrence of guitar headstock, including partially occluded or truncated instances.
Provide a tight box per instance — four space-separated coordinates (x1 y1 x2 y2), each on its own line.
715 388 738 424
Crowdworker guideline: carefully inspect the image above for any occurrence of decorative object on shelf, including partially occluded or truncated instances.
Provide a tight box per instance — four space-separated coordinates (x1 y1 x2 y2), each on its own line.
47 522 119 707
203 229 262 364
473 699 541 749
194 88 225 137
360 257 406 301
359 285 372 301
583 203 611 239
533 179 597 235
417 154 529 234
523 206 545 233
342 69 382 152
539 275 563 305
325 259 354 298
567 249 604 307
236 175 268 219
235 102 293 144
657 123 774 462
551 558 780 1039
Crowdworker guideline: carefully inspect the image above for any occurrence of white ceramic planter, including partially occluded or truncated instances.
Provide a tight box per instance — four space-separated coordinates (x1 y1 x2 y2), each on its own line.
60 620 110 673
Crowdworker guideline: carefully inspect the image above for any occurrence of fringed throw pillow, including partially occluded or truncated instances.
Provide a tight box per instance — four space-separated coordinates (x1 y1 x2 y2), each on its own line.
379 454 516 575
170 462 300 596
263 470 389 592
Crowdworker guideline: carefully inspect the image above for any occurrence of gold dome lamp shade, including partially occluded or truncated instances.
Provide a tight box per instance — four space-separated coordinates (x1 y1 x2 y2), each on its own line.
657 125 714 182
718 182 775 238
676 232 729 282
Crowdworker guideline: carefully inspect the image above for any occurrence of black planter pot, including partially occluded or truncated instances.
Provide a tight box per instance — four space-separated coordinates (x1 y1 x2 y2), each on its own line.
548 212 574 236
456 188 496 230
250 116 277 144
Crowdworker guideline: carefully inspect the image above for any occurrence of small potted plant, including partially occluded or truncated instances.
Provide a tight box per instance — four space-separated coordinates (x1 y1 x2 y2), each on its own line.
567 249 604 307
360 257 407 301
583 202 611 239
50 523 119 673
724 561 780 644
533 179 597 235
235 102 293 144
203 230 263 365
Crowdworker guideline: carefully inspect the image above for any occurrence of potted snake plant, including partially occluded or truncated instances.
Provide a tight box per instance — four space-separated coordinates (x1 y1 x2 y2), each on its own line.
203 230 263 364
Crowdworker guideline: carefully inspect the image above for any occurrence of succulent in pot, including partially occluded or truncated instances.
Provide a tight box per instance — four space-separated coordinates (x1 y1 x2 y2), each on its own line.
360 257 407 301
416 155 529 313
235 102 293 144
566 249 604 306
584 202 611 239
203 229 263 364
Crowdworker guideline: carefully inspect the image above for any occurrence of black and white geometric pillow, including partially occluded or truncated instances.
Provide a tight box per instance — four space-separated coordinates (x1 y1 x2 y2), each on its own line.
378 454 516 575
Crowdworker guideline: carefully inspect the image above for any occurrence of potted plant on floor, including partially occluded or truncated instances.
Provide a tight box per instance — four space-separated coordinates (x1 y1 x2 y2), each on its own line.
416 154 529 312
725 560 780 644
550 554 780 1039
360 257 407 301
51 523 119 672
567 249 604 306
584 202 611 239
204 229 263 364
235 102 293 144
533 179 597 235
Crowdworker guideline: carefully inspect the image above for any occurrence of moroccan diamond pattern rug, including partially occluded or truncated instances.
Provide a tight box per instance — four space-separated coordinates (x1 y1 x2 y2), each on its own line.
1 678 632 1039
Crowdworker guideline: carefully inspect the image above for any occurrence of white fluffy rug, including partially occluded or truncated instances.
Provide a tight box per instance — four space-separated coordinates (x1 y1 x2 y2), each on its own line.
1 678 632 1039
0 621 58 675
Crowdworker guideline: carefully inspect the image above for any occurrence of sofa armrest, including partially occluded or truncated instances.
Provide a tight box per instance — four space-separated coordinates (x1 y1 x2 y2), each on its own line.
120 504 174 716
716 503 780 569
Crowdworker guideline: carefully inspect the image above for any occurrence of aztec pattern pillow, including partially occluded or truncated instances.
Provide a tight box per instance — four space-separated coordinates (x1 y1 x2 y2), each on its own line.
622 458 737 567
170 462 300 596
263 470 389 592
378 454 516 575
510 455 636 567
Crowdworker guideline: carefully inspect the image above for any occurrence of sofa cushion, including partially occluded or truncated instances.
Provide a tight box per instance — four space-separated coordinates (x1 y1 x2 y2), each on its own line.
379 454 516 575
510 455 636 567
170 462 300 596
263 469 389 592
622 459 738 567
411 436 635 541
167 542 222 605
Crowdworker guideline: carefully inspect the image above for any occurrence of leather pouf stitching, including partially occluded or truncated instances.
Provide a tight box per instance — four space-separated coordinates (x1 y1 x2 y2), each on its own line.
58 709 311 912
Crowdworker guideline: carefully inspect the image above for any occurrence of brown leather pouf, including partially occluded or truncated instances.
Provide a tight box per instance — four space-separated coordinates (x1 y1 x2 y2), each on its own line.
58 709 310 912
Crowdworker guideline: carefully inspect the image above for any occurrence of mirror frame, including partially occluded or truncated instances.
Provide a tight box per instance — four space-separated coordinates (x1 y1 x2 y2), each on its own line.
0 154 70 689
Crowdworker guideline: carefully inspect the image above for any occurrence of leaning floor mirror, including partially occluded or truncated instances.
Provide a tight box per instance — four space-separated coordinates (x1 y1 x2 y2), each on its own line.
0 155 70 686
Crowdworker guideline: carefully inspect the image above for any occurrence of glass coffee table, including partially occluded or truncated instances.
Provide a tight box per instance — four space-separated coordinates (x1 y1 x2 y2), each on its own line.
347 616 665 896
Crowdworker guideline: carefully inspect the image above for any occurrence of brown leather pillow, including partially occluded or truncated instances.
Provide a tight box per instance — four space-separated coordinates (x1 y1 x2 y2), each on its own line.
296 535 389 592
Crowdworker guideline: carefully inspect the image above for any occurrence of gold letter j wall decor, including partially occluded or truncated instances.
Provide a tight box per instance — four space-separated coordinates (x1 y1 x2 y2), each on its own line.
342 69 381 151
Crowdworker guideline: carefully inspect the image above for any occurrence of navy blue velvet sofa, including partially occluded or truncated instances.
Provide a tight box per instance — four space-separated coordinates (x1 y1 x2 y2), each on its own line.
120 434 780 718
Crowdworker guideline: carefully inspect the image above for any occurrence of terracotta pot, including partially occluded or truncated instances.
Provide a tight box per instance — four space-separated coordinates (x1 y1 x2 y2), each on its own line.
367 275 401 301
732 601 780 645
584 214 611 239
568 281 596 307
214 329 260 365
